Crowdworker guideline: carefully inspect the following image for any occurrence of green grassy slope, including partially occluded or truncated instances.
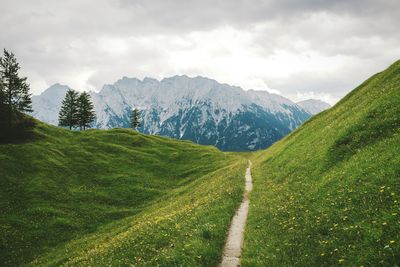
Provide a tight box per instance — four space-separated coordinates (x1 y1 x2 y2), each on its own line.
0 122 247 266
243 60 400 266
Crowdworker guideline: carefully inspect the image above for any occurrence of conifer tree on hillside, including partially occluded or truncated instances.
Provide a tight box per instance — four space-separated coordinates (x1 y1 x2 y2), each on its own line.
131 108 141 130
77 92 96 130
58 89 79 130
0 49 32 128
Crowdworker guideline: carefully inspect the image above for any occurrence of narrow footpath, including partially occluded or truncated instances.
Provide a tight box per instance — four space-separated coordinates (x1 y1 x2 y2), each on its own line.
220 160 253 267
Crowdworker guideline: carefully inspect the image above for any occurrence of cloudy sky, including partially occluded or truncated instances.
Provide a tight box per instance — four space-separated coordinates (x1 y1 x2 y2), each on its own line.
1 0 399 104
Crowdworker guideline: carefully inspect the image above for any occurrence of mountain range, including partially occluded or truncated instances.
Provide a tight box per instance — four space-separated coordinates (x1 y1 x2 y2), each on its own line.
32 75 330 151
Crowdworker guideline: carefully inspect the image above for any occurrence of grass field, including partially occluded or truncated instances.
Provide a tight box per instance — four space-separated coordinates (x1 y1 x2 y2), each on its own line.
0 122 247 266
1 61 399 266
242 61 400 266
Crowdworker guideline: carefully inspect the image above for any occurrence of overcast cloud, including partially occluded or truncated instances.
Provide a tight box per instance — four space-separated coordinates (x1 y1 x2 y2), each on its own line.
1 0 399 104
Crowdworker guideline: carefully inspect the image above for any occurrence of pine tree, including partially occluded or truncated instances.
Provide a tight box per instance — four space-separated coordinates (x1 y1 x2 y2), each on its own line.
58 89 79 130
130 108 141 130
77 92 95 130
0 49 32 128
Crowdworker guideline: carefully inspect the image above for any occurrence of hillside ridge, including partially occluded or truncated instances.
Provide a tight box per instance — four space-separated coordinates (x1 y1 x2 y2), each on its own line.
242 59 400 266
0 120 247 266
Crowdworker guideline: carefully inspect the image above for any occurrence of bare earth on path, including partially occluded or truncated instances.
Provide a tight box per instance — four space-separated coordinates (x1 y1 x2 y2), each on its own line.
220 160 253 267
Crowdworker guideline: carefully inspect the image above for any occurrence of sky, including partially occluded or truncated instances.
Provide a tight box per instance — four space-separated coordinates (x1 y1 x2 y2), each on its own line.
1 0 399 104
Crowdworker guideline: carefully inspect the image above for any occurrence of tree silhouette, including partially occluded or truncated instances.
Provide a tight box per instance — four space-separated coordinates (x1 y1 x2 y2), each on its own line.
58 89 79 130
0 49 32 128
130 108 141 130
77 92 96 130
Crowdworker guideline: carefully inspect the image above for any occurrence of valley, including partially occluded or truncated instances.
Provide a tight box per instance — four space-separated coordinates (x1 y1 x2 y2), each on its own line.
1 59 399 266
2 0 400 265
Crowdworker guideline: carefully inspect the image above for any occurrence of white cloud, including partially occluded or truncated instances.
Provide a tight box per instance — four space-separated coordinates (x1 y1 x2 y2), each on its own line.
1 0 399 103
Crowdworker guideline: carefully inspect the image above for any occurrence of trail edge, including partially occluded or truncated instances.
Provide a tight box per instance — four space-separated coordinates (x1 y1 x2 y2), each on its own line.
220 160 252 267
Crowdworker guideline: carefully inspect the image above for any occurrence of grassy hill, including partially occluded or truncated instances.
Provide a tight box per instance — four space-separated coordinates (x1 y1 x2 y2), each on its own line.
2 60 399 267
0 122 247 266
242 61 400 266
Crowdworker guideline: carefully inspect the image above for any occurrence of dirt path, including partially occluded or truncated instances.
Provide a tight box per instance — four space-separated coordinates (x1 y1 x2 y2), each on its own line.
220 160 252 267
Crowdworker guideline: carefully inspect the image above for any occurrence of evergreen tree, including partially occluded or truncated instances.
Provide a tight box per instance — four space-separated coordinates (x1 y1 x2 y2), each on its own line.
130 108 141 130
0 49 32 128
77 92 95 130
58 89 79 130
